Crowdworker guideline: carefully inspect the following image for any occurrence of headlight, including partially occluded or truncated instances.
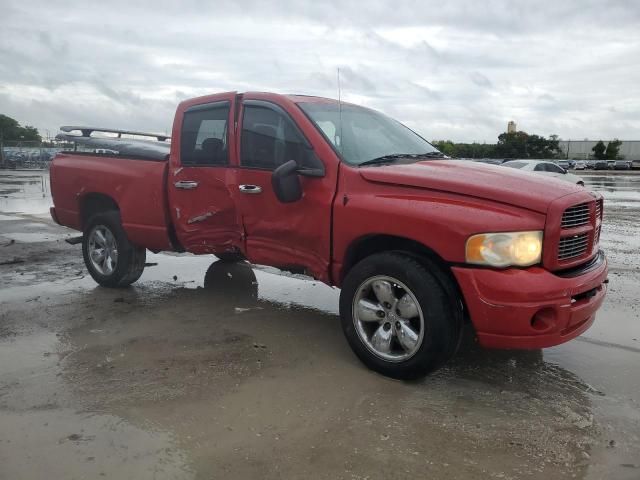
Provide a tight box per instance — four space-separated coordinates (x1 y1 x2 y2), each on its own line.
465 231 543 267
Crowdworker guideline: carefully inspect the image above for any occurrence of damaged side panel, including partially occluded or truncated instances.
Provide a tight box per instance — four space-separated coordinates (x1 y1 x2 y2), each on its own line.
187 211 215 224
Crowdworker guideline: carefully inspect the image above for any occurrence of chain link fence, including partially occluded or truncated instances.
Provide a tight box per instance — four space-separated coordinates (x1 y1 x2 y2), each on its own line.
0 141 73 170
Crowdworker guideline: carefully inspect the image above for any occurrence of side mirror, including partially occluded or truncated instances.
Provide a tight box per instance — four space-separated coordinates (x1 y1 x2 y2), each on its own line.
272 160 303 203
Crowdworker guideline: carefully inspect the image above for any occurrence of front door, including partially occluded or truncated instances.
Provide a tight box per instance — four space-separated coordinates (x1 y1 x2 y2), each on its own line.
233 99 334 280
168 95 242 254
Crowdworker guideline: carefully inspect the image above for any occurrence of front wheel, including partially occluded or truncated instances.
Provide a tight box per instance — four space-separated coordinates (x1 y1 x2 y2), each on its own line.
339 252 462 379
82 211 146 287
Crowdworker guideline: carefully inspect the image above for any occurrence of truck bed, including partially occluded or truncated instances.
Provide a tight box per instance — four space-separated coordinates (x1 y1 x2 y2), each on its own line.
50 152 173 252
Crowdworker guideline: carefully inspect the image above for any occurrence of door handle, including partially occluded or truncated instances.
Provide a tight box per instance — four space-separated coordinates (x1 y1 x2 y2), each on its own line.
239 184 262 194
174 180 199 190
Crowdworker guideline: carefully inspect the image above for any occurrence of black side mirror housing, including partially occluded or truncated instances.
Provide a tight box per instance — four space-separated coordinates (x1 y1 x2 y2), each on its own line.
272 160 303 203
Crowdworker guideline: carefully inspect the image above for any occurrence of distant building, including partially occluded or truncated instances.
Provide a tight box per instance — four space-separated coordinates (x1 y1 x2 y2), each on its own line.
507 121 516 134
558 140 640 160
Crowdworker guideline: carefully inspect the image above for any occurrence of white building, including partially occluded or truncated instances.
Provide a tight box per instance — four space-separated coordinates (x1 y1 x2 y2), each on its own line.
558 140 640 160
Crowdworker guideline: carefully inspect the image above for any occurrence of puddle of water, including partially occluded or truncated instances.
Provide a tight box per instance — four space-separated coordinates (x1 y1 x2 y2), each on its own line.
0 252 340 316
1 232 74 243
0 409 192 479
0 170 52 215
0 276 94 304
0 330 59 375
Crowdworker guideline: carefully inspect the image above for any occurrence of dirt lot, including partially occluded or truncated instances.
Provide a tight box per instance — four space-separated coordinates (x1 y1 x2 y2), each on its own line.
1 170 639 479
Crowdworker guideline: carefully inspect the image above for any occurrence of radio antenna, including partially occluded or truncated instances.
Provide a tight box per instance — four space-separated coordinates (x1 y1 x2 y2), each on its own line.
337 67 343 153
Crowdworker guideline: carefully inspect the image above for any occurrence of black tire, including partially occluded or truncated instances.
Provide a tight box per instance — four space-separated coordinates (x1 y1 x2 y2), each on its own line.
339 252 462 379
82 210 146 288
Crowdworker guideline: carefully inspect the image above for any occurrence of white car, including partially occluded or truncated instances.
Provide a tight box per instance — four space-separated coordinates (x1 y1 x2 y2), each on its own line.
502 160 585 186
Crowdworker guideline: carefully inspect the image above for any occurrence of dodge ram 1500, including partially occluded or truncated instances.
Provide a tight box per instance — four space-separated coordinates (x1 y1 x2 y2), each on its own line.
50 91 608 378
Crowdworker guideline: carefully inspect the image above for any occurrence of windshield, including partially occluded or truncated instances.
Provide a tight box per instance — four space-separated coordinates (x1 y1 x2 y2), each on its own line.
298 102 440 165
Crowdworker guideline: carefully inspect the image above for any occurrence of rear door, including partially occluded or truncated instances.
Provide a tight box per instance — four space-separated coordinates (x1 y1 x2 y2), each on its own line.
168 95 243 254
233 99 334 280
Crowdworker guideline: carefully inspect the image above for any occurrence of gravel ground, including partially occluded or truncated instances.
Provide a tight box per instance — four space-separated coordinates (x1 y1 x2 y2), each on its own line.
1 169 639 479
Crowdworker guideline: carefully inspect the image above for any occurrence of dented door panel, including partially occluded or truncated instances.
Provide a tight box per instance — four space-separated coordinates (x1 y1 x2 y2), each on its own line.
167 92 243 254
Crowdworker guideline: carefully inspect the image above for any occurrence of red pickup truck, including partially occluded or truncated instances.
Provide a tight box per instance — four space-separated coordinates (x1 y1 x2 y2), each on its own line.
50 91 608 378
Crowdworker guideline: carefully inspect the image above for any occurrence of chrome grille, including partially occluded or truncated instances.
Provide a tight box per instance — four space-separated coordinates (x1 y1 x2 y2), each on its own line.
594 225 601 246
561 203 590 228
558 233 589 260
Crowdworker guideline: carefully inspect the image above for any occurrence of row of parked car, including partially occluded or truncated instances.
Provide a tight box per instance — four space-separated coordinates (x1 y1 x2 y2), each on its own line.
559 159 633 170
0 149 59 169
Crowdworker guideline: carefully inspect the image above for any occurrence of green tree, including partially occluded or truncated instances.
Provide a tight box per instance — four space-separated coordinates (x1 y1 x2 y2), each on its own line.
495 131 529 158
605 139 622 160
0 114 42 142
432 140 457 157
592 140 607 160
433 132 560 160
432 140 497 158
495 131 561 159
526 133 562 158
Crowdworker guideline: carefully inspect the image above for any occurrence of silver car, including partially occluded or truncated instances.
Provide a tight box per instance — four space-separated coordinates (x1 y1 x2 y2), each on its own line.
502 160 585 186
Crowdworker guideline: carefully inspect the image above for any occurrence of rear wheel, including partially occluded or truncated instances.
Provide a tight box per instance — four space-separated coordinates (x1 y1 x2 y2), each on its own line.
340 252 461 379
82 211 146 287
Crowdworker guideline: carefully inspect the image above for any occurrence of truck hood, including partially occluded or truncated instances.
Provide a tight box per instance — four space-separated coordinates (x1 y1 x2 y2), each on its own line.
358 160 583 213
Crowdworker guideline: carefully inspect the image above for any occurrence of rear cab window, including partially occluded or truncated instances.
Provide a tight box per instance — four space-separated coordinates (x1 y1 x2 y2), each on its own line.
180 102 230 166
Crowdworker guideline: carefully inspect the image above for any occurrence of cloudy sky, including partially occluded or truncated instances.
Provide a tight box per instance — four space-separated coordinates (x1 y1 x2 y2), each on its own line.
1 0 639 142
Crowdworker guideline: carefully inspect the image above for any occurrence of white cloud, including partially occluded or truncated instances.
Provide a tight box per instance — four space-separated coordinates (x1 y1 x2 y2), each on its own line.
1 0 639 142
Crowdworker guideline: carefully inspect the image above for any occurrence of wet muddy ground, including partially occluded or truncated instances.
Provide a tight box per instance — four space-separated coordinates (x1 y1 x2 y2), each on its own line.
1 169 639 479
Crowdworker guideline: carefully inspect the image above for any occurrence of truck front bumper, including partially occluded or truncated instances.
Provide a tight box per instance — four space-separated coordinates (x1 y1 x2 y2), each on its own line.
452 251 608 349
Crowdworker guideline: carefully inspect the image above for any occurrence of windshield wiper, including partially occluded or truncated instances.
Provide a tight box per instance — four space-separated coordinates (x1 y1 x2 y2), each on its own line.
358 151 445 167
358 154 420 167
415 151 446 158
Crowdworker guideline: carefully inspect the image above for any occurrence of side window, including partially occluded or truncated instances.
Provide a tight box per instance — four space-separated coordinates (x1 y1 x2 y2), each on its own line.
180 102 230 166
241 104 322 170
533 163 546 172
547 163 564 173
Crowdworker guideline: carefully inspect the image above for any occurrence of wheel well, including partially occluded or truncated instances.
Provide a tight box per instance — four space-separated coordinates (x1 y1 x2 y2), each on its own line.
342 235 449 282
341 234 468 321
80 193 119 229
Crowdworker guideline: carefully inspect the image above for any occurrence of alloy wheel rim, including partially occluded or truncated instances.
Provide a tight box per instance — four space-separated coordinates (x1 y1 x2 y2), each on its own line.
352 275 425 362
88 225 118 276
